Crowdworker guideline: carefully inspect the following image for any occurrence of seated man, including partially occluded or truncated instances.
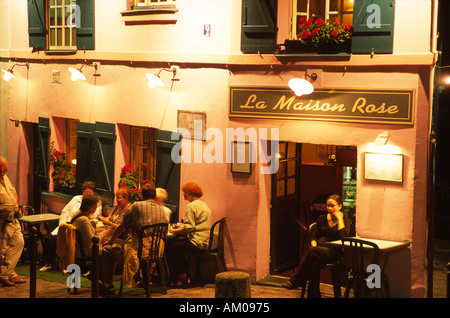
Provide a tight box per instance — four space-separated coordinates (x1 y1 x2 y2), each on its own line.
99 182 168 297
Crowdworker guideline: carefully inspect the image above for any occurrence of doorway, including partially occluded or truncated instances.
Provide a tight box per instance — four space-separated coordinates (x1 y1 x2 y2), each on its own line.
270 143 357 275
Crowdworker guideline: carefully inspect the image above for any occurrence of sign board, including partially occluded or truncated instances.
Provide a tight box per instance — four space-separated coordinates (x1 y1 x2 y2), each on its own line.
229 87 415 125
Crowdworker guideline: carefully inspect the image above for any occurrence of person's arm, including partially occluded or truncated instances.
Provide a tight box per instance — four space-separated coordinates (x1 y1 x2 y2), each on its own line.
103 223 126 245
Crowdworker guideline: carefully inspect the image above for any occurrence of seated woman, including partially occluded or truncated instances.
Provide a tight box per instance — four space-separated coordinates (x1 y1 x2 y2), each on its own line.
166 182 213 288
282 194 349 298
69 194 100 258
97 187 131 244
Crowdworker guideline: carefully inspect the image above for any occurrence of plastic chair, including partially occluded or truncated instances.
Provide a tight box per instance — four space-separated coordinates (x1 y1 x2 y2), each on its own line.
341 237 390 298
300 222 342 298
189 217 228 283
120 223 169 298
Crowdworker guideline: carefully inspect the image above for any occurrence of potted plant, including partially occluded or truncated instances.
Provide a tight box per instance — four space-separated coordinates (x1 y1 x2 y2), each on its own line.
284 17 352 53
49 142 76 193
119 164 152 202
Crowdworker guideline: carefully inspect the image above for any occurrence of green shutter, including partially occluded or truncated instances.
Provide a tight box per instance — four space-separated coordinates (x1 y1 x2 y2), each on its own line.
28 0 46 49
34 117 50 192
76 0 95 50
241 0 278 53
156 130 181 223
351 0 395 54
76 121 115 204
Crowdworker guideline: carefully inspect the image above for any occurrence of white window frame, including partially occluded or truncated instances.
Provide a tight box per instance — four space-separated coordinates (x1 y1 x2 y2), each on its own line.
290 0 353 39
48 0 77 50
134 0 176 8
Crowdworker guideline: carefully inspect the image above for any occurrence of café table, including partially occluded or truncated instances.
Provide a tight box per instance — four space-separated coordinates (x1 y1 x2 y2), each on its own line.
327 237 410 297
18 213 60 298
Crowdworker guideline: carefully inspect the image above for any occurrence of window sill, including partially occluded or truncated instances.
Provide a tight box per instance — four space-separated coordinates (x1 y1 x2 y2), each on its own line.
121 6 178 25
44 49 78 55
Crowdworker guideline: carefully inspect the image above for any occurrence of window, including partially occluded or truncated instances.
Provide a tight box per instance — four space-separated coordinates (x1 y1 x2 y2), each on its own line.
65 118 78 170
27 0 95 50
131 127 157 186
291 0 354 39
49 0 77 49
134 0 176 8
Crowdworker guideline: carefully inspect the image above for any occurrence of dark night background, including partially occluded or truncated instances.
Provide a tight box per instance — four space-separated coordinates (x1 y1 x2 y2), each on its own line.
435 0 450 240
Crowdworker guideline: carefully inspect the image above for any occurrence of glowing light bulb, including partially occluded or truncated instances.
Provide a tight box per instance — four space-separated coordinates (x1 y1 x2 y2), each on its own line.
69 67 86 81
145 73 164 88
288 78 314 96
1 69 16 81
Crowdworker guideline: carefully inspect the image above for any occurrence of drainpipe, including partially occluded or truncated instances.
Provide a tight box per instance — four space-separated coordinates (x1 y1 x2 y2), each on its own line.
426 0 439 299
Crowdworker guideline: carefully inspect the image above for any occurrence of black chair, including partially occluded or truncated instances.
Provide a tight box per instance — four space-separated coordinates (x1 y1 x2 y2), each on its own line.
341 237 390 298
120 223 169 298
300 222 342 298
189 217 227 283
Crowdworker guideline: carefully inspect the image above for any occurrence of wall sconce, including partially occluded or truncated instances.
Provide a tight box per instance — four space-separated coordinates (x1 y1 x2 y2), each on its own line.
1 63 29 81
288 72 317 96
68 62 100 81
146 66 178 88
374 131 390 146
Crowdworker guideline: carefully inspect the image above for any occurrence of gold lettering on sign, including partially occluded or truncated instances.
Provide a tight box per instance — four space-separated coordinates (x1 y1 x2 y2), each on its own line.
351 97 399 114
239 94 267 109
273 96 346 112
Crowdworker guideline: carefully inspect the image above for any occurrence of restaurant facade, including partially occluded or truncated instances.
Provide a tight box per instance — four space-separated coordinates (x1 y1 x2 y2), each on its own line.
0 0 439 297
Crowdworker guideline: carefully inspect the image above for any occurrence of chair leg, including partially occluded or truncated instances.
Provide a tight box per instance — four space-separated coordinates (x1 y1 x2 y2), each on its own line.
330 267 341 298
158 259 167 294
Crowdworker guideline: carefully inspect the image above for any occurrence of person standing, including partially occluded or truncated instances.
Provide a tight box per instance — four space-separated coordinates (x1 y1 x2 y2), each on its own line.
0 156 25 287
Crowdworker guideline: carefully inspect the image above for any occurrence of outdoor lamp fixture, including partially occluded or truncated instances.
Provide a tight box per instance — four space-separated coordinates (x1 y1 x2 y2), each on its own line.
288 72 318 96
1 63 29 81
146 66 178 88
374 131 390 146
69 62 100 81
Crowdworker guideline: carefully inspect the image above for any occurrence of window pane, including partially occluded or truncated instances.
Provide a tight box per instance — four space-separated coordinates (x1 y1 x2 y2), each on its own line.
65 28 71 46
57 28 62 46
287 142 296 158
309 0 323 18
277 180 285 197
277 162 286 178
50 29 56 46
287 160 296 177
343 0 354 11
330 0 339 11
297 0 307 12
287 178 296 195
57 8 63 25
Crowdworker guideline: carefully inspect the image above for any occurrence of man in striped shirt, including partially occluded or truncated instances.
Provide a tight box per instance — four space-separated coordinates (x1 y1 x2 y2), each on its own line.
99 182 167 297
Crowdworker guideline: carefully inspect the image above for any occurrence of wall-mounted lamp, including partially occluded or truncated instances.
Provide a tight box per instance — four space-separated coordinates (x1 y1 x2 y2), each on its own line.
146 66 178 88
1 63 29 81
288 72 317 96
374 131 390 146
68 62 100 81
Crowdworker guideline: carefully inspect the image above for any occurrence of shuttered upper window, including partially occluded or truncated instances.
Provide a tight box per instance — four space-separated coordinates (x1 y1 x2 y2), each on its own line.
27 0 95 51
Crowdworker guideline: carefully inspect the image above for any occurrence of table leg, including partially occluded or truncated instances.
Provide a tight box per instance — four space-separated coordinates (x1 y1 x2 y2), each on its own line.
29 226 38 298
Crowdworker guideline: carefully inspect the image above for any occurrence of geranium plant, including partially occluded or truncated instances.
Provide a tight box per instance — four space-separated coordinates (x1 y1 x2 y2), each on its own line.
295 17 352 51
49 141 76 190
119 164 152 202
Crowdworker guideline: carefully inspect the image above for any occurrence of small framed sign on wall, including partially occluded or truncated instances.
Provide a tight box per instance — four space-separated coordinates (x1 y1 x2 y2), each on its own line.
364 152 404 182
231 141 251 174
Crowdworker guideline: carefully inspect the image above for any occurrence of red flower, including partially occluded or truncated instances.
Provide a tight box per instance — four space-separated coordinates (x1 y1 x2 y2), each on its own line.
56 174 60 178
299 17 307 23
344 24 352 30
54 151 61 158
312 28 319 36
302 30 311 39
143 180 150 184
305 20 312 28
333 20 340 27
120 182 127 188
331 30 338 37
121 164 131 175
61 170 65 174
315 18 325 26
